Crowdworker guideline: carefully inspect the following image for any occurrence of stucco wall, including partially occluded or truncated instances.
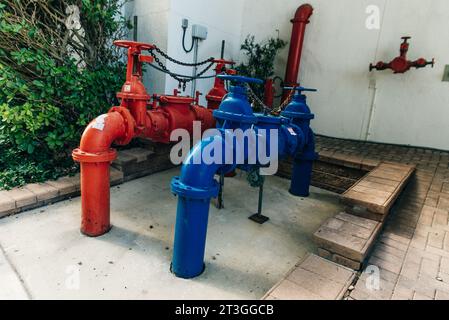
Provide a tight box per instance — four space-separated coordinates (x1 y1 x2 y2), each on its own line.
125 0 449 150
241 0 449 150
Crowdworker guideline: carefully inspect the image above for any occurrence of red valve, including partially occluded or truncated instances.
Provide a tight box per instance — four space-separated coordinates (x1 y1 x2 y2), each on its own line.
72 39 233 237
113 40 154 51
369 37 435 74
206 59 237 110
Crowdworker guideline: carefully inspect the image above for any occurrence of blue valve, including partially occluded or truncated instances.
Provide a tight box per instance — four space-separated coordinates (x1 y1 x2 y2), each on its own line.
284 86 317 93
217 74 264 85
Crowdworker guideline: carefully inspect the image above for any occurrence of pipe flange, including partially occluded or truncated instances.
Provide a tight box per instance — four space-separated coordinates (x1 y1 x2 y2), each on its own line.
72 148 117 163
171 177 220 200
108 106 136 145
116 92 150 101
281 111 315 120
213 110 258 124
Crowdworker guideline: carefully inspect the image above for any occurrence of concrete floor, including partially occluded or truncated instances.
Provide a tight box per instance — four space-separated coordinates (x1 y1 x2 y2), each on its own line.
0 168 343 300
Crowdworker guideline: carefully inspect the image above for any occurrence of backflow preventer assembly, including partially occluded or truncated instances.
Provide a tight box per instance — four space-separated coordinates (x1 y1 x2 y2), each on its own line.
72 40 235 237
170 75 318 278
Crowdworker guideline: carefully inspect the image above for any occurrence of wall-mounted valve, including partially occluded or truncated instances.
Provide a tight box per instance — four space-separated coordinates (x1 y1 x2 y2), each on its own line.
369 37 435 74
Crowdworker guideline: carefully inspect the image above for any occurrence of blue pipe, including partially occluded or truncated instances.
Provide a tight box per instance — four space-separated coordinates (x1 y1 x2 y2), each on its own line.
289 129 317 197
171 135 230 278
281 87 318 197
170 76 314 278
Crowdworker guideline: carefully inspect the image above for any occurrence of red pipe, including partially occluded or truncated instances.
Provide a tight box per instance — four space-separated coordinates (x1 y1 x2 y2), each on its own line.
282 4 313 102
264 78 275 108
72 40 232 237
72 110 132 236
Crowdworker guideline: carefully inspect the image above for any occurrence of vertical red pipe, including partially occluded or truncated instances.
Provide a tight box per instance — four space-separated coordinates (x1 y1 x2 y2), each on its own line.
282 4 314 102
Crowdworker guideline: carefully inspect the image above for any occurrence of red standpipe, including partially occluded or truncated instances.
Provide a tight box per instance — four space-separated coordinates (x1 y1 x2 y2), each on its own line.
72 40 233 237
282 4 314 102
263 78 275 108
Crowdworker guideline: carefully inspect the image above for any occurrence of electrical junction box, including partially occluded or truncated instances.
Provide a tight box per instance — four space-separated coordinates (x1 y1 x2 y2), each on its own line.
192 24 208 40
442 65 449 82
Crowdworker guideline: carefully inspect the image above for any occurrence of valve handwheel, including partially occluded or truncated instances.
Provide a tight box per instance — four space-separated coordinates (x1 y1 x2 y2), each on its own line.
113 40 154 51
213 58 236 65
284 86 317 93
217 74 264 85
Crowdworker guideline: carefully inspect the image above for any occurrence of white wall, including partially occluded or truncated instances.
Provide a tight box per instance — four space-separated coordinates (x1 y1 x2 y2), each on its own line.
164 0 245 105
125 0 449 151
124 0 171 94
241 0 449 150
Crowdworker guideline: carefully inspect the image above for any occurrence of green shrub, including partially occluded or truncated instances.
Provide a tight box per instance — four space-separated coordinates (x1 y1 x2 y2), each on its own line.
236 35 287 109
0 1 131 189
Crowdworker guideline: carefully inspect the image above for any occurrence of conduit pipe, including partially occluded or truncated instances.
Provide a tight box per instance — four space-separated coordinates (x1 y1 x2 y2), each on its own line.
282 4 313 102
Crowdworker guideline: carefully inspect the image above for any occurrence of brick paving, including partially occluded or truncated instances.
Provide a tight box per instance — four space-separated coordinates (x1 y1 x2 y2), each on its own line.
315 135 449 300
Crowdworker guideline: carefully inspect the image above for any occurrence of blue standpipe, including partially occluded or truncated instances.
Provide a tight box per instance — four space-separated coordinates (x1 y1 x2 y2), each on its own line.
170 76 309 279
281 87 318 197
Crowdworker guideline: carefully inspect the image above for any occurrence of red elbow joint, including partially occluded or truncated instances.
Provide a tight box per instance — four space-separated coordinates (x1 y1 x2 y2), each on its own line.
72 108 135 237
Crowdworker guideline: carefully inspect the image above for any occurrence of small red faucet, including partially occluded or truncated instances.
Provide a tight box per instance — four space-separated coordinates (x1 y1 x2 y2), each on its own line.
370 37 435 74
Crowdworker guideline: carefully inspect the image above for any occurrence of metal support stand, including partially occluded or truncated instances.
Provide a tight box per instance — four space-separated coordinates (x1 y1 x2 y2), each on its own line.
133 16 138 41
191 38 199 96
249 182 269 224
216 172 224 209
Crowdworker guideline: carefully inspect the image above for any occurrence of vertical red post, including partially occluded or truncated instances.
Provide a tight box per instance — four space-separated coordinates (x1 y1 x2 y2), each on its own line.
264 78 274 108
282 4 314 103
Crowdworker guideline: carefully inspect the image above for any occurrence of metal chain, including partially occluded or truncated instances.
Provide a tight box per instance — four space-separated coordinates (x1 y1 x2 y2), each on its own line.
148 49 215 90
245 83 296 116
152 45 214 66
245 83 271 114
270 87 297 115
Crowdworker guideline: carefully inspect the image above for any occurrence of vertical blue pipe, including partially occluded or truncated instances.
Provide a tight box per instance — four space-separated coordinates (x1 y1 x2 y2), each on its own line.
289 129 317 197
171 196 211 278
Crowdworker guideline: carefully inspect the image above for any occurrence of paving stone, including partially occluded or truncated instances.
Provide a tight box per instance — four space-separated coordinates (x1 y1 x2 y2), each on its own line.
46 176 79 196
6 187 37 208
263 254 355 300
0 191 16 217
110 167 124 186
435 290 449 300
314 212 381 263
420 257 440 278
267 279 322 300
112 151 137 167
120 148 154 163
391 286 414 300
24 183 59 203
342 162 415 219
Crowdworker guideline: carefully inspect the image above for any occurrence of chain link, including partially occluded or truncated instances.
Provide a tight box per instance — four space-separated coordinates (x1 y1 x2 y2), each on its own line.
245 83 271 114
152 45 214 67
245 83 296 116
148 49 215 91
270 87 296 115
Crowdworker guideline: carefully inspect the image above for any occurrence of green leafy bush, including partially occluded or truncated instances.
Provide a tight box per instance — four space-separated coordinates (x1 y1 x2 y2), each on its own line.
0 1 131 189
236 35 287 108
